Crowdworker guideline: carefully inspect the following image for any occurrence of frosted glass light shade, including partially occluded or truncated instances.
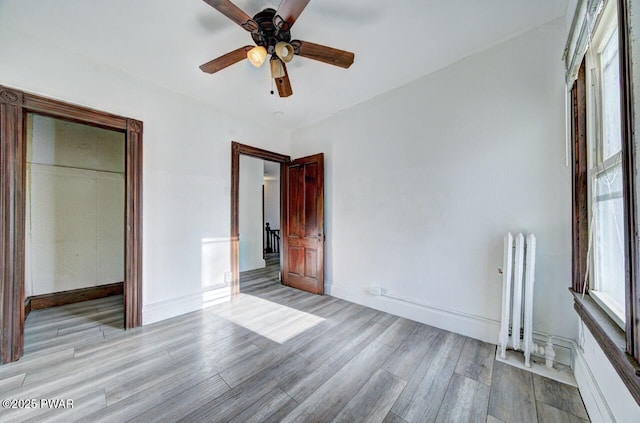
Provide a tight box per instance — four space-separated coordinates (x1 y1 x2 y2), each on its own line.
270 57 285 78
275 42 294 63
247 46 267 68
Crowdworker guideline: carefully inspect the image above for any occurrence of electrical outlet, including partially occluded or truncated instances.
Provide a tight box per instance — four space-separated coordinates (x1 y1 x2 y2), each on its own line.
224 272 231 286
369 286 382 296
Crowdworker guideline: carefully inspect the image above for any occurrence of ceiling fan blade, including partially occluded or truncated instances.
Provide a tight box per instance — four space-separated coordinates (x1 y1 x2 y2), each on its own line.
202 0 258 32
275 62 293 97
291 40 354 69
273 0 310 31
199 46 253 74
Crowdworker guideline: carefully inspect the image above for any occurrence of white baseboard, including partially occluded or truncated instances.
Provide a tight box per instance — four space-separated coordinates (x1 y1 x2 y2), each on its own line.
142 284 231 325
325 281 572 366
572 341 616 423
326 281 500 345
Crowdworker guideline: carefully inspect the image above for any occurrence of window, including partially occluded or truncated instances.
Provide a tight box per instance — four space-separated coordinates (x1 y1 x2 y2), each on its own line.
586 3 625 327
569 0 640 404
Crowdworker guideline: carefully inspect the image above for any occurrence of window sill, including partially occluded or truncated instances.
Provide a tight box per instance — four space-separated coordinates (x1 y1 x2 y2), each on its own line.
571 289 640 405
589 289 625 329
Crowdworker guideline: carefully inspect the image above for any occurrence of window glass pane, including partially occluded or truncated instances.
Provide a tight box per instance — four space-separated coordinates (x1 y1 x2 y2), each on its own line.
601 29 622 161
593 162 625 314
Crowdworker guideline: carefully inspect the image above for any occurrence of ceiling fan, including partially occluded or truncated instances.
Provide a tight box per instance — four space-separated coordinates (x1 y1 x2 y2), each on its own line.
199 0 355 97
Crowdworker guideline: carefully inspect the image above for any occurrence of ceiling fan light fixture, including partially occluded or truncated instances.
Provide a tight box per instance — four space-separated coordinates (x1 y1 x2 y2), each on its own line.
270 57 285 79
200 1 355 98
247 46 267 68
275 42 295 63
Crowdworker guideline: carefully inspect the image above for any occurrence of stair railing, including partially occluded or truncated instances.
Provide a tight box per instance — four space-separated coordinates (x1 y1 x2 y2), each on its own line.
265 222 280 254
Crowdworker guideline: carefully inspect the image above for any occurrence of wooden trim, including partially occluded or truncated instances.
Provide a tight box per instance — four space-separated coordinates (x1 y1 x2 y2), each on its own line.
22 95 128 131
571 62 588 293
280 155 287 278
0 85 143 364
618 0 640 364
231 144 240 296
572 291 640 405
24 298 31 319
233 142 290 163
231 142 290 295
0 87 24 106
125 119 143 329
0 86 26 364
28 282 123 311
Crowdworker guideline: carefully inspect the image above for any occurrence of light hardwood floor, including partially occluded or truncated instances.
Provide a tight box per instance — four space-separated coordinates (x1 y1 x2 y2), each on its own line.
1 262 589 422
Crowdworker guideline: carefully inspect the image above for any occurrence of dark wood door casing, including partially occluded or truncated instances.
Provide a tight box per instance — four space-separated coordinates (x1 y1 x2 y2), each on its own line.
0 88 25 364
0 85 143 364
282 154 324 295
125 119 143 330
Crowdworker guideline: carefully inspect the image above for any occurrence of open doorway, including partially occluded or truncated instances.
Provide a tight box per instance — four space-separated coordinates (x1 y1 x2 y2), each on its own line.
263 160 281 267
230 141 325 296
23 114 126 353
238 156 281 293
0 85 142 364
230 142 289 296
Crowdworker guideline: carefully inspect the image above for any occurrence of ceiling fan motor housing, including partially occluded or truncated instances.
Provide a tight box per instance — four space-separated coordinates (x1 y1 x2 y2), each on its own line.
251 8 292 55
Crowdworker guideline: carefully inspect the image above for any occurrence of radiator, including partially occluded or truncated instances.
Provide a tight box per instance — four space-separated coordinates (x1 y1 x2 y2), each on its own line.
499 232 546 367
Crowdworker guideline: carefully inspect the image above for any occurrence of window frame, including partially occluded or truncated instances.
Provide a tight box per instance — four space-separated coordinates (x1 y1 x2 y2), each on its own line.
570 0 640 405
585 0 626 328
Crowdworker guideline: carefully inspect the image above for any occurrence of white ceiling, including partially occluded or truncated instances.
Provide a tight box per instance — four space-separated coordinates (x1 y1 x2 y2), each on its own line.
0 0 569 130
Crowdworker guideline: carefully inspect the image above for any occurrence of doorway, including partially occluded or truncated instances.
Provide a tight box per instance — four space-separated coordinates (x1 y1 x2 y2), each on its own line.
230 141 325 296
231 142 289 295
23 114 126 351
0 85 143 364
263 160 281 267
238 156 281 293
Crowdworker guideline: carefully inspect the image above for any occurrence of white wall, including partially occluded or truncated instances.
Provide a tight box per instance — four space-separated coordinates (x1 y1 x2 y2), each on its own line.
0 24 291 324
264 177 280 233
292 19 575 345
239 156 266 272
25 115 125 296
574 318 640 422
27 114 125 172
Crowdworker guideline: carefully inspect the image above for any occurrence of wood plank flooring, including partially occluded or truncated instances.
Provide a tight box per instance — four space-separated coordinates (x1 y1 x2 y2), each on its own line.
1 261 589 422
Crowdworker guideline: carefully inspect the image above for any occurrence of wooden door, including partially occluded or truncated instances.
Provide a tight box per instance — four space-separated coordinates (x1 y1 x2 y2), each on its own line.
283 153 324 294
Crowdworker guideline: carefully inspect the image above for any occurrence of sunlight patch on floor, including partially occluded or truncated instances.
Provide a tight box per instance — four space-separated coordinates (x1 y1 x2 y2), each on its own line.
211 294 325 344
201 285 232 308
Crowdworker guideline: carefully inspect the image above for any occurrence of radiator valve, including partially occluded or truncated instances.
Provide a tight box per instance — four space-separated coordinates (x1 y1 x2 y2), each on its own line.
544 337 556 369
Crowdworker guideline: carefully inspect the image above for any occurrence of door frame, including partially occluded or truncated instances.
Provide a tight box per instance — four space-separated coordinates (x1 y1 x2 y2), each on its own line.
0 85 143 364
230 141 290 295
